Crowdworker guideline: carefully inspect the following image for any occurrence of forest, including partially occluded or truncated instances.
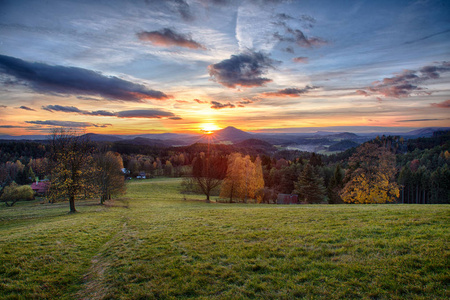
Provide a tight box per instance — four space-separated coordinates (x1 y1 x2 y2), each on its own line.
0 130 449 208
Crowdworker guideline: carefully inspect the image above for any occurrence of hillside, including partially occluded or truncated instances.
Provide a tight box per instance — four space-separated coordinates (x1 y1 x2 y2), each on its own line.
210 126 253 142
1 178 448 299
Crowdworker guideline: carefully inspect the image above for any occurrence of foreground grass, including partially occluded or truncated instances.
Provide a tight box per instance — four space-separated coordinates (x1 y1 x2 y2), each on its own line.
0 178 448 299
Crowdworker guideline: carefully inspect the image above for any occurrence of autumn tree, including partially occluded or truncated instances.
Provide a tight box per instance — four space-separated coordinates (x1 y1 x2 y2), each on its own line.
220 154 265 203
48 128 95 213
220 153 244 203
340 143 399 203
1 182 34 207
93 151 126 204
294 163 326 203
192 153 227 202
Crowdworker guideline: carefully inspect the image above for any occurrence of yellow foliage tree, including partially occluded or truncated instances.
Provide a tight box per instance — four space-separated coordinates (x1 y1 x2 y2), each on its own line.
340 143 399 203
220 154 264 203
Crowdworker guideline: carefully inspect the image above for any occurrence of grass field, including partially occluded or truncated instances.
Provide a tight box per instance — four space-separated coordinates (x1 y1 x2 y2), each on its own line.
1 178 449 299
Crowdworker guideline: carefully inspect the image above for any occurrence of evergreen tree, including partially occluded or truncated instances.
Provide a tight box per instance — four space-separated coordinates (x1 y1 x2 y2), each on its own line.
294 163 326 203
327 164 344 204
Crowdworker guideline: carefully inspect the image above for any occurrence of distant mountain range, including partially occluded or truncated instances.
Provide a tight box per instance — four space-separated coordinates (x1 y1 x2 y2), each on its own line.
1 126 449 153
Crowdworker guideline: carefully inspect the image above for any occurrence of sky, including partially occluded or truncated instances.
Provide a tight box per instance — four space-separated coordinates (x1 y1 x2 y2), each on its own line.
0 0 449 135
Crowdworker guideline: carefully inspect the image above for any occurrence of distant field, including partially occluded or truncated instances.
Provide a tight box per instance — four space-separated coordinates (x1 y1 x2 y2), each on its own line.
1 178 449 299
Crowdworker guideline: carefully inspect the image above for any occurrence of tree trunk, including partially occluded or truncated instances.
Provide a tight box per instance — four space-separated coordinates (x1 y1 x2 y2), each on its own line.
205 191 210 203
69 195 76 213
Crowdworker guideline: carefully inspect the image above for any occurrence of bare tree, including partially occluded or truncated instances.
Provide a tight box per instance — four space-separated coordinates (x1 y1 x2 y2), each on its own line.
191 153 227 203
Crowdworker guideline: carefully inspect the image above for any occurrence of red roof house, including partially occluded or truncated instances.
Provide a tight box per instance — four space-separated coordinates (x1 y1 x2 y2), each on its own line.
31 181 50 195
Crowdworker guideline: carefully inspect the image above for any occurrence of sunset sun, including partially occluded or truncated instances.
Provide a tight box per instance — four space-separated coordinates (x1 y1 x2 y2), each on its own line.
200 123 221 134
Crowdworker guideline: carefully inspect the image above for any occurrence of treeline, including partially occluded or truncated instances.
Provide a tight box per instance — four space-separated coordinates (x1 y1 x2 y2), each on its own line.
397 132 450 203
1 130 449 206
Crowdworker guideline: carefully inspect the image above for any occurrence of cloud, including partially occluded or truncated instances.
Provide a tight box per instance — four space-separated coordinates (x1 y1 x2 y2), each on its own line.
19 106 36 111
77 96 101 101
360 62 450 98
356 90 369 96
43 105 84 113
431 99 450 108
0 55 170 102
273 17 327 49
396 118 442 123
238 99 254 105
293 57 308 63
208 51 275 88
169 0 194 21
286 28 327 48
116 109 177 119
0 125 27 128
194 98 208 104
26 120 111 128
0 105 7 109
42 105 180 119
137 28 206 50
210 101 235 109
284 47 295 54
263 85 317 97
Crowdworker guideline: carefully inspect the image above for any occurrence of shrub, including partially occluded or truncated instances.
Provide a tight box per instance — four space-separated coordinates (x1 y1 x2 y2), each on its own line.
0 182 34 206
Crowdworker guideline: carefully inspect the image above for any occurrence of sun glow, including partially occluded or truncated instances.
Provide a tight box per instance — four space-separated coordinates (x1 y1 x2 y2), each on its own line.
200 123 221 134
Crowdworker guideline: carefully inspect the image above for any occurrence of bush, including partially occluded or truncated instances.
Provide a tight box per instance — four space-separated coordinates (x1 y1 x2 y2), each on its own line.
0 182 34 206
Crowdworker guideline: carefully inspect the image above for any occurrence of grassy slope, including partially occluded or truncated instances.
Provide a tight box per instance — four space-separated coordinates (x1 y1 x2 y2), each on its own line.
0 178 448 299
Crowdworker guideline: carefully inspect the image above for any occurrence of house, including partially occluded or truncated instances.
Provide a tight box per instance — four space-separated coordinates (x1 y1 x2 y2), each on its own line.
31 180 50 196
277 194 299 204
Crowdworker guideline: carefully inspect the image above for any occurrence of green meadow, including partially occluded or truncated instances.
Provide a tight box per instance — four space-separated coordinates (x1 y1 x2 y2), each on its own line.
1 178 449 299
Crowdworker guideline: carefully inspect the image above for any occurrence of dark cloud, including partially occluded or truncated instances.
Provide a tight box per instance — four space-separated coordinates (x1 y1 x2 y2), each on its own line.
168 116 183 120
263 85 317 97
199 0 231 6
26 120 111 128
0 55 170 102
273 14 326 48
137 28 205 50
276 13 294 21
396 118 442 123
19 106 35 111
194 98 207 104
77 96 101 101
284 47 295 54
170 0 194 21
42 105 179 119
210 101 235 109
431 99 450 108
0 105 7 108
90 110 117 117
0 125 26 128
286 27 327 48
293 57 308 63
238 99 254 105
208 51 275 88
43 105 84 113
360 62 450 98
116 109 177 119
